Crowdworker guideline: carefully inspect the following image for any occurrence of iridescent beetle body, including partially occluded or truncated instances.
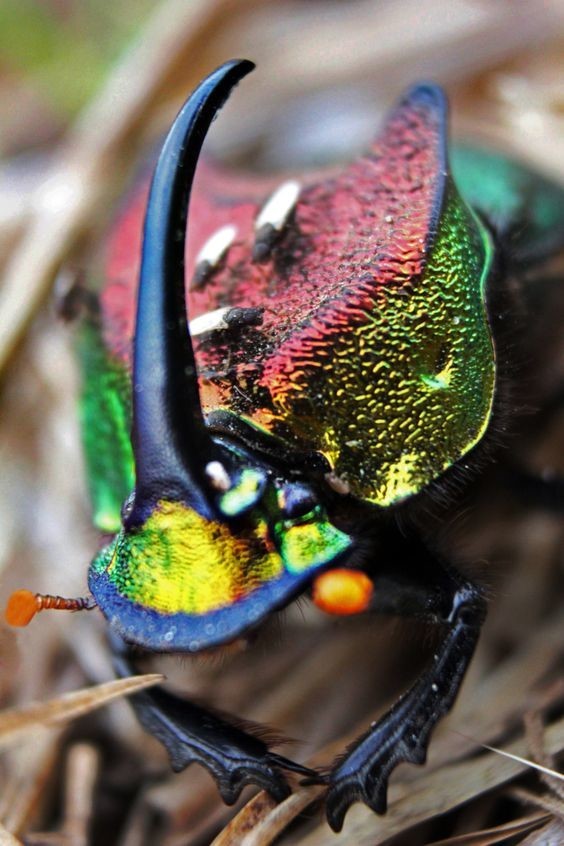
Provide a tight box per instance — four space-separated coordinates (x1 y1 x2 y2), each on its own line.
99 85 497 509
8 61 564 831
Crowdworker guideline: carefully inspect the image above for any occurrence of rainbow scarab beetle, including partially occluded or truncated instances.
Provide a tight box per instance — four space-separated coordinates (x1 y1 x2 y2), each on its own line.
7 60 564 831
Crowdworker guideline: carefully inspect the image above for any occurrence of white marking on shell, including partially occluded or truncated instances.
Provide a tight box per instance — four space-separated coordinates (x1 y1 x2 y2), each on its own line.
189 307 231 337
255 180 300 232
205 461 231 492
196 224 237 268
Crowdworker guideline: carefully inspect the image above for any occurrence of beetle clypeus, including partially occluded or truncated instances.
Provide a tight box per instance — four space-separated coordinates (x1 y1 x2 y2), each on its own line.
7 60 564 831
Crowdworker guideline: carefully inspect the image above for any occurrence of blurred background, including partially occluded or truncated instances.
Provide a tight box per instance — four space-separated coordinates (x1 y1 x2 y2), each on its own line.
1 1 564 844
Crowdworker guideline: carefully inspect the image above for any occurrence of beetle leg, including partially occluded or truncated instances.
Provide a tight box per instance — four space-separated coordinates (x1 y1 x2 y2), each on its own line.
324 551 486 832
110 635 320 805
54 268 100 322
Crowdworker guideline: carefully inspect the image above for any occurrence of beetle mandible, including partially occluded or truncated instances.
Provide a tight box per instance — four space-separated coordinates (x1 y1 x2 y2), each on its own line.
6 59 564 831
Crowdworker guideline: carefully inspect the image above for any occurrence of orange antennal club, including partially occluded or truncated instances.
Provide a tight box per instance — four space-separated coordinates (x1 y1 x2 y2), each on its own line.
5 590 96 627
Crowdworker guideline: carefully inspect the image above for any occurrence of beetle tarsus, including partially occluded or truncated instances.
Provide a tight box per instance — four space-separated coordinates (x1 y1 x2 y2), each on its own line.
325 577 486 831
267 752 326 782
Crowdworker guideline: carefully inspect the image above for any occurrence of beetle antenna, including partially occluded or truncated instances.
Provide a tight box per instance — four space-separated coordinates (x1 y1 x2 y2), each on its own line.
131 59 255 517
5 590 96 627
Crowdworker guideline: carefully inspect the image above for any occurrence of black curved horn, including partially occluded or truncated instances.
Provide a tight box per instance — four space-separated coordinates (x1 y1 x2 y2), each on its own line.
131 59 255 515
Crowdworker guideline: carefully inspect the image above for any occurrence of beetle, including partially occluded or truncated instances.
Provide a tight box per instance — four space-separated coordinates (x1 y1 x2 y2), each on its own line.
6 59 564 831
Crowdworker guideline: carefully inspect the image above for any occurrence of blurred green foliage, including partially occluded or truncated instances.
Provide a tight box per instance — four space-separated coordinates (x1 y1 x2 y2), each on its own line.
0 0 154 117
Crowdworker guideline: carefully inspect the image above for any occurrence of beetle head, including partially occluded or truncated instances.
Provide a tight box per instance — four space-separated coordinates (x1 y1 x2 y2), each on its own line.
85 61 353 651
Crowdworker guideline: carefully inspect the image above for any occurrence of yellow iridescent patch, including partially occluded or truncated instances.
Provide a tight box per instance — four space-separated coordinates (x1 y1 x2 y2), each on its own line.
252 182 495 505
104 501 283 615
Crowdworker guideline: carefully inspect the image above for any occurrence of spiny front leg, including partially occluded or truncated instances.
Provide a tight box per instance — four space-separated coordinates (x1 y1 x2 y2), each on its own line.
112 638 320 805
325 563 486 831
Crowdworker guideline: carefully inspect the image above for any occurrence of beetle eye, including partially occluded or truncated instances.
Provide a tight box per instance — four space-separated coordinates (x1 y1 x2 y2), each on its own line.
279 484 318 520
